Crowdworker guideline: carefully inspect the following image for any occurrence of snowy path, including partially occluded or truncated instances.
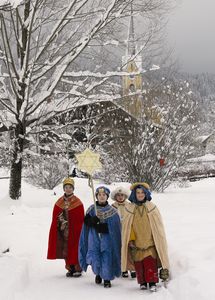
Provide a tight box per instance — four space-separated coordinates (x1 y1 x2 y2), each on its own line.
0 178 215 300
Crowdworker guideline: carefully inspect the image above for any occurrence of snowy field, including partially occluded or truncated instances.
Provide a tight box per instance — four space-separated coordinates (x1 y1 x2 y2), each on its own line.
0 176 215 300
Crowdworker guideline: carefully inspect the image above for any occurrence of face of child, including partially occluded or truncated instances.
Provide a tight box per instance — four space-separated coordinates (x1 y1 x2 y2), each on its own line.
97 192 108 203
136 188 146 202
116 193 125 203
64 184 74 195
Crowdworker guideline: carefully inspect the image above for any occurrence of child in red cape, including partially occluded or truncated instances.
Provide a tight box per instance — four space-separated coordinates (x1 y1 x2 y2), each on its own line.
47 178 84 277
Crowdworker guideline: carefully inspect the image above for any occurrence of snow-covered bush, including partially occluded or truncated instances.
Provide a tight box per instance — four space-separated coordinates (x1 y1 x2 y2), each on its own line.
25 155 68 190
129 80 198 191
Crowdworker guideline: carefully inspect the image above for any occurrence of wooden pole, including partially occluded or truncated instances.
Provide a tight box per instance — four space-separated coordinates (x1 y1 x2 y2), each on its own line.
88 174 97 216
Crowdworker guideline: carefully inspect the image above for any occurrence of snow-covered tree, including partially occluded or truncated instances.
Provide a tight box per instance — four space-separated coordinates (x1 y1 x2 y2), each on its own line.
124 79 198 190
0 0 170 199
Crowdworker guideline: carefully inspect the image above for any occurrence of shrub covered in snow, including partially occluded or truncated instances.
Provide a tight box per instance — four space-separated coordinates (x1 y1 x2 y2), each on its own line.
25 155 69 190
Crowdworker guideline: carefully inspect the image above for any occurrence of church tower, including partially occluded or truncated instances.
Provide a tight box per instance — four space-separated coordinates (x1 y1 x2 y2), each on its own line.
122 5 143 119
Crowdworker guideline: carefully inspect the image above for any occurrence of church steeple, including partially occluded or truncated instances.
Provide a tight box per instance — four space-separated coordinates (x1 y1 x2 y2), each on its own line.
120 5 161 124
121 4 143 119
127 4 136 57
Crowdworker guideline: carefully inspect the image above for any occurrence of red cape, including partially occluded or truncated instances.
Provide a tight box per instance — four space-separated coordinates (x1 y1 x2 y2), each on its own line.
47 195 84 265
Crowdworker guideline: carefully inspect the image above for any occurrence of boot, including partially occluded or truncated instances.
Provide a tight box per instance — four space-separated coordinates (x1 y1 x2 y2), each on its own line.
130 271 136 278
140 283 147 290
104 280 111 288
95 275 102 284
66 271 73 277
149 282 157 292
66 265 82 277
122 271 129 278
73 271 82 277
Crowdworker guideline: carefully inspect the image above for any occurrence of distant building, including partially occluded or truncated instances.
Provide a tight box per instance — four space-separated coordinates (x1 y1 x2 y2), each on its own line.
177 132 215 180
194 132 215 156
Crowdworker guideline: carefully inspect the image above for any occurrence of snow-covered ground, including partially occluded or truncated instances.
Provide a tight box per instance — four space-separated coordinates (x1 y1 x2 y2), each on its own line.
0 176 215 300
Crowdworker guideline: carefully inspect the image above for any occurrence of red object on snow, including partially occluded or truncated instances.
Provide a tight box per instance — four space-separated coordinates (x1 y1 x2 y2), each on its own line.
47 195 84 266
159 158 165 167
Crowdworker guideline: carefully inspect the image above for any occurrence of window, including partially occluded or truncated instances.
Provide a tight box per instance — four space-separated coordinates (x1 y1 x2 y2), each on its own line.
129 84 135 92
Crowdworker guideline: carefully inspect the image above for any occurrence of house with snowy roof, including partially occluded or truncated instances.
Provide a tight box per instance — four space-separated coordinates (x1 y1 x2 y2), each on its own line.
194 132 215 156
177 132 215 180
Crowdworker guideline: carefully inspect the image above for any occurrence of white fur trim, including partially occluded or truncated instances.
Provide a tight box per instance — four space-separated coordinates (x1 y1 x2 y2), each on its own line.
111 186 130 200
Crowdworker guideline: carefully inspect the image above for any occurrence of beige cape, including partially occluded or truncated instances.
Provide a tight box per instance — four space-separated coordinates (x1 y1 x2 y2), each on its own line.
121 201 170 272
112 201 135 271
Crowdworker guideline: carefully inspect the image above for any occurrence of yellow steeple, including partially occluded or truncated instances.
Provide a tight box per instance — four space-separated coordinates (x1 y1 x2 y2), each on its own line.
122 5 143 119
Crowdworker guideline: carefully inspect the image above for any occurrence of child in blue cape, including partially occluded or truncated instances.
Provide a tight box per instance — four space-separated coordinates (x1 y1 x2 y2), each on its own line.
79 186 121 288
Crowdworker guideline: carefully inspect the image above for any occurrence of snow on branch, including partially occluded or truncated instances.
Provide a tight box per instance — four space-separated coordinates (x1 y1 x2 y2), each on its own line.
0 0 23 9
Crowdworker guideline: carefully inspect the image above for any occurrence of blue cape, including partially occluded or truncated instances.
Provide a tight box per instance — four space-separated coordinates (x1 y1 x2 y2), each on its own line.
79 204 121 280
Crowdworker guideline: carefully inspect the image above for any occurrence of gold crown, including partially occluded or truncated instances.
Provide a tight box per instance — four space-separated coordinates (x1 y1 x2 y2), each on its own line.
63 178 74 187
130 182 150 191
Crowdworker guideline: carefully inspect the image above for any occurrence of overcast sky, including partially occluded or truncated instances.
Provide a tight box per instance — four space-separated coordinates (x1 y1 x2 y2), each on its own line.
167 0 215 73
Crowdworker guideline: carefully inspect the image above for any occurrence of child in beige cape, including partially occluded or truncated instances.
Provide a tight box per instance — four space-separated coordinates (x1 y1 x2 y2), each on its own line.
111 186 136 279
123 182 170 292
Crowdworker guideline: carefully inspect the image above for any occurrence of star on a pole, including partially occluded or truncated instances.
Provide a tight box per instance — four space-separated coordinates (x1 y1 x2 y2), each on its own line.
75 148 102 175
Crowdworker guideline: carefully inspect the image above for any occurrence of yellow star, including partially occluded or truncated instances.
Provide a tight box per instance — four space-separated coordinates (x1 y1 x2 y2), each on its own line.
75 148 102 175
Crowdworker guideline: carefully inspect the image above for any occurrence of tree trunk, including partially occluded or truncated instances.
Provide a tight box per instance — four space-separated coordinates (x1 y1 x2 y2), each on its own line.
9 122 24 200
8 0 30 199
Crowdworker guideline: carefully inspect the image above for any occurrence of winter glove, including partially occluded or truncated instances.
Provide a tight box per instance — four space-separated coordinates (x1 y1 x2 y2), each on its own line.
58 212 68 231
128 241 136 249
159 268 169 281
96 223 109 234
84 214 100 227
60 220 68 231
128 241 137 262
